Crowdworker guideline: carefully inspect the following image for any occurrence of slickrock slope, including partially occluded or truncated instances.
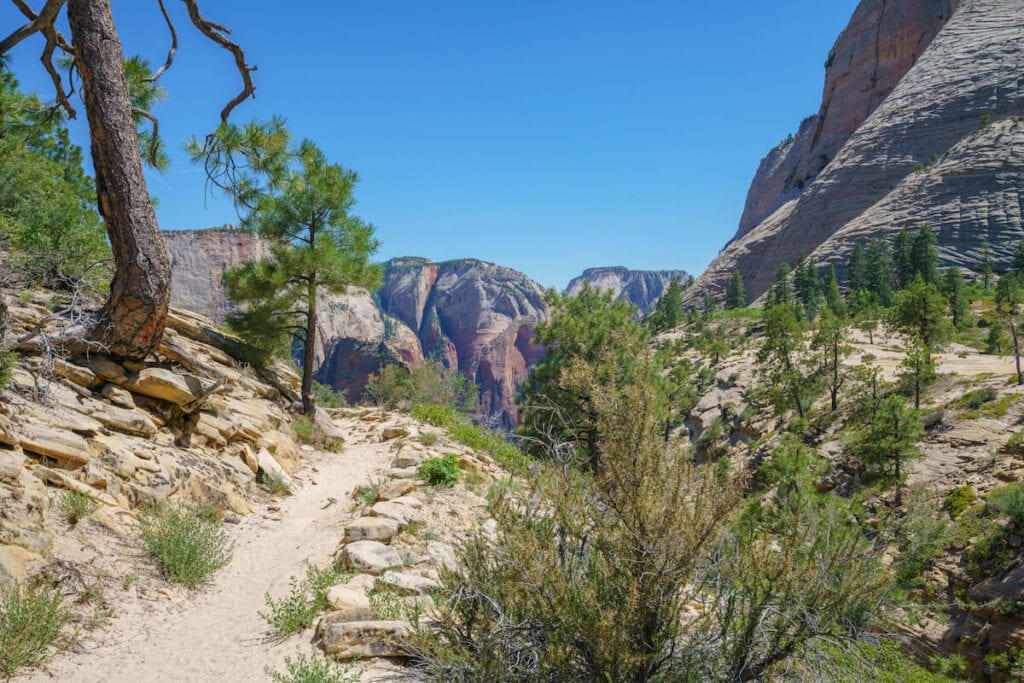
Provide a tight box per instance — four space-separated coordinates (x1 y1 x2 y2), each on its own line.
692 0 1024 304
566 266 690 312
378 258 548 430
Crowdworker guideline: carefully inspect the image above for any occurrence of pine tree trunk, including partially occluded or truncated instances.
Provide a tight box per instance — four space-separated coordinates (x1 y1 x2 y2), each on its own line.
1012 322 1023 386
301 282 318 415
67 0 170 360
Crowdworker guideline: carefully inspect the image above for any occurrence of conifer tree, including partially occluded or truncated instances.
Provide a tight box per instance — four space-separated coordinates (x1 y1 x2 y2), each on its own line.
846 243 865 300
794 257 820 320
864 238 895 305
899 335 936 410
725 269 747 309
909 224 940 285
822 265 847 319
646 279 684 332
192 120 383 414
893 230 913 290
854 293 882 345
766 263 795 308
995 273 1024 385
811 308 853 411
886 277 953 348
852 396 923 506
704 289 717 317
942 266 970 330
757 304 812 419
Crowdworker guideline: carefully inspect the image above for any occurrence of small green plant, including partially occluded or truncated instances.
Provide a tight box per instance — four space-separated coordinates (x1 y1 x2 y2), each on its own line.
292 415 314 441
989 482 1024 528
312 381 347 409
0 348 15 390
943 486 977 519
417 454 460 487
259 563 345 636
121 574 136 590
59 489 99 525
359 481 380 506
368 584 422 626
417 432 440 447
0 580 69 677
265 652 362 683
410 404 528 471
136 504 233 586
259 472 292 496
1005 429 1024 454
959 386 998 409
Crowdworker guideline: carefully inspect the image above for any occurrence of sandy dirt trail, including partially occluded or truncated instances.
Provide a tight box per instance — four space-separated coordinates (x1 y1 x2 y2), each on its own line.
22 433 401 683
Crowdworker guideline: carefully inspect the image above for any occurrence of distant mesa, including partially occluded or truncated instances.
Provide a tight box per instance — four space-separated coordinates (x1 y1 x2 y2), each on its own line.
566 266 690 313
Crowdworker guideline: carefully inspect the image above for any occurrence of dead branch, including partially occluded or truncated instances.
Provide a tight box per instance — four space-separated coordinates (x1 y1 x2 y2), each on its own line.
180 0 256 122
133 107 161 166
146 0 178 82
0 0 64 55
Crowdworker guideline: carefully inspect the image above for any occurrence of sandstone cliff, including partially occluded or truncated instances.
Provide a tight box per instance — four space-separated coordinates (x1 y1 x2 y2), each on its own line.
692 0 1022 304
566 266 690 313
163 233 547 429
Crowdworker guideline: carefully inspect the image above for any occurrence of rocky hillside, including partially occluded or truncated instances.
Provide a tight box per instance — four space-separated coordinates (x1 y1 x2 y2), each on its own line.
566 266 690 312
691 0 1024 304
163 232 546 429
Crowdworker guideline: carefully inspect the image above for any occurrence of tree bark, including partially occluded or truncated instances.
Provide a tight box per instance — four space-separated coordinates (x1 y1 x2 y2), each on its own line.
1012 321 1023 386
67 0 170 360
301 280 318 415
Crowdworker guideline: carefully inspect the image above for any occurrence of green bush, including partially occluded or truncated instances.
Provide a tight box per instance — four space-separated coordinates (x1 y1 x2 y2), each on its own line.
0 580 68 676
417 454 460 487
259 472 292 496
1004 430 1024 454
312 381 347 409
366 358 478 412
989 482 1024 528
259 564 346 636
411 404 527 471
265 652 361 683
0 348 15 390
59 489 99 525
136 505 232 586
960 386 998 409
943 486 976 519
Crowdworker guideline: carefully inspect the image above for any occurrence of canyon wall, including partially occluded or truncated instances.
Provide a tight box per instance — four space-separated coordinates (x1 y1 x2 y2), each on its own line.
566 266 690 313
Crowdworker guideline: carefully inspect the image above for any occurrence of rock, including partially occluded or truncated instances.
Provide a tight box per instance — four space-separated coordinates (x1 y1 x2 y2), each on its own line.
426 540 459 571
378 570 441 596
324 586 375 621
313 407 346 442
344 517 401 543
567 267 690 313
346 573 377 594
0 447 25 484
123 368 208 406
317 618 413 659
256 448 292 487
80 357 128 384
33 467 118 506
688 0 1024 305
17 422 91 465
376 479 415 501
0 415 18 447
340 541 404 575
100 383 136 408
0 545 41 584
391 451 427 469
51 359 100 388
369 501 423 525
381 427 409 441
91 405 158 437
389 495 424 510
387 467 418 480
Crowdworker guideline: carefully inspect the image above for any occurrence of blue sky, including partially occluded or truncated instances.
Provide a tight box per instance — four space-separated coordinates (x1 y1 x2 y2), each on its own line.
2 0 858 288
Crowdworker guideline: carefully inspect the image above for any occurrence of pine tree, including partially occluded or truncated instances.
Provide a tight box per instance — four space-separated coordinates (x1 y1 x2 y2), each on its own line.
996 273 1024 385
846 243 865 307
1012 238 1024 278
704 290 717 317
886 277 953 349
909 224 940 285
942 266 970 330
725 269 747 310
646 279 684 332
197 121 383 414
811 308 853 411
757 304 813 419
864 238 895 305
893 230 913 290
852 395 923 506
794 257 820 320
822 265 847 319
899 335 936 410
767 263 795 308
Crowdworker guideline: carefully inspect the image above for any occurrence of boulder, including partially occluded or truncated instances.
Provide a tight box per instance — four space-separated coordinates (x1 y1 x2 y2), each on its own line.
0 545 41 584
389 495 424 510
340 541 403 575
426 540 459 571
344 517 401 543
33 467 118 506
392 451 427 469
81 357 128 384
256 448 292 487
101 383 136 408
376 479 415 501
17 423 91 465
318 618 412 659
51 359 100 388
0 447 25 484
123 368 207 406
369 501 423 525
381 427 409 441
324 586 375 621
91 405 158 437
378 570 441 596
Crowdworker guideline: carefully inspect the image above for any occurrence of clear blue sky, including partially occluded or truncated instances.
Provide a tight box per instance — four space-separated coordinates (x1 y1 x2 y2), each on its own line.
3 0 858 289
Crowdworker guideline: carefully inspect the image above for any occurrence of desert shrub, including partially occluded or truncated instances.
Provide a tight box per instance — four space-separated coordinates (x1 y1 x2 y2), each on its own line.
989 482 1024 528
369 583 422 626
312 381 347 409
366 359 478 413
259 472 292 496
1004 430 1024 454
265 652 361 683
960 386 998 409
136 504 232 586
411 404 527 471
417 454 460 488
0 580 68 676
893 494 951 588
59 489 98 525
943 486 976 519
417 432 440 446
259 563 346 636
291 415 314 440
0 348 14 390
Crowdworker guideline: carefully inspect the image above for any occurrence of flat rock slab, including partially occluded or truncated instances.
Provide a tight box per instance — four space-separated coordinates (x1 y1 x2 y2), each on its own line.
376 479 415 501
344 517 401 543
379 571 441 596
340 541 403 575
124 368 206 406
318 619 413 659
389 495 424 510
325 586 375 622
370 501 423 525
